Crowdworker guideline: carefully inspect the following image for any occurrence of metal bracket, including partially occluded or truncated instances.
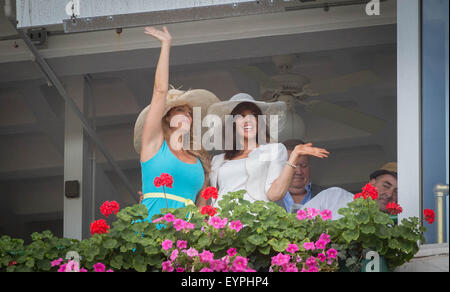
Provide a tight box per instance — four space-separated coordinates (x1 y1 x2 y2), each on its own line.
26 28 48 49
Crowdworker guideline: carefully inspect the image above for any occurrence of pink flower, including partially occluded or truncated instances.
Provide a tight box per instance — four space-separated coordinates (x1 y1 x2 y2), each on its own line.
327 248 338 259
327 259 333 265
229 220 243 232
163 213 175 222
80 268 88 272
199 267 214 272
185 247 198 258
170 249 179 261
233 256 248 269
319 233 331 244
227 248 237 257
303 242 315 251
58 264 67 272
315 239 327 250
93 262 106 272
186 223 195 230
162 239 173 251
210 259 227 272
282 263 298 272
106 269 114 272
162 261 174 272
307 208 320 219
51 258 63 267
177 240 187 249
286 243 299 254
244 268 257 272
199 250 214 263
173 219 187 231
296 256 302 263
176 267 185 272
296 210 307 221
320 209 332 221
208 216 227 229
308 266 319 272
317 253 326 262
306 257 317 267
271 253 290 266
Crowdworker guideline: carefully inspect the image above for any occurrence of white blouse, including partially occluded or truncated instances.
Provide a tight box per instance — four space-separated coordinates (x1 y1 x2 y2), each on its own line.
210 143 288 205
216 159 251 206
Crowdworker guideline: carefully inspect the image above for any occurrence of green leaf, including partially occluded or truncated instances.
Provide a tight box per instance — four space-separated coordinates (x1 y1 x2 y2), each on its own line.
374 212 391 225
258 245 271 255
342 229 360 243
376 225 391 239
268 238 289 252
110 255 123 269
25 258 35 269
360 225 376 234
247 234 267 246
355 211 370 224
103 239 118 249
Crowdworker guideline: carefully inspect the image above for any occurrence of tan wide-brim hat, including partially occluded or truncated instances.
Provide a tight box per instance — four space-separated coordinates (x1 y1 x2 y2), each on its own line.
206 93 287 136
133 88 220 154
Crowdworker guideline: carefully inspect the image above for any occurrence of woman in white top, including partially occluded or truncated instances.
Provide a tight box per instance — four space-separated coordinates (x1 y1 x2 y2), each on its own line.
207 93 330 206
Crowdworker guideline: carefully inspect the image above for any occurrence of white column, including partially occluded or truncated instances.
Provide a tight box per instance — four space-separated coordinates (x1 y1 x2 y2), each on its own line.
63 76 93 240
397 0 421 221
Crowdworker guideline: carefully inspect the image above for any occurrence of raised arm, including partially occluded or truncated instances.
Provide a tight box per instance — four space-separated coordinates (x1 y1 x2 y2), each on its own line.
140 26 172 162
266 143 330 202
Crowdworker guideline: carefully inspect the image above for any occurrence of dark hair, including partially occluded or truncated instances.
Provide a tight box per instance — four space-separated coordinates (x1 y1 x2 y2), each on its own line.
282 139 307 151
224 102 270 160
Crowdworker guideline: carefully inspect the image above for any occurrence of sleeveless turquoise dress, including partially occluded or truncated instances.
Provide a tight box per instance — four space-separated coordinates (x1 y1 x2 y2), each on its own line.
140 140 205 222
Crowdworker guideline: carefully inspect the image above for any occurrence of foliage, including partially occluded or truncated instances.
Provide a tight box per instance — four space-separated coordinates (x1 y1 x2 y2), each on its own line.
0 191 428 272
331 197 426 271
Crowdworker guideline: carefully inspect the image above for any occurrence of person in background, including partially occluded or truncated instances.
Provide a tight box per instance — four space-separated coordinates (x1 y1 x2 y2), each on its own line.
275 139 325 213
301 162 398 220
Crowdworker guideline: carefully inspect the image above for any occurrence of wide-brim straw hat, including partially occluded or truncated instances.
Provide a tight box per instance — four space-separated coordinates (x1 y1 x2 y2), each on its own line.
206 93 287 136
133 88 220 154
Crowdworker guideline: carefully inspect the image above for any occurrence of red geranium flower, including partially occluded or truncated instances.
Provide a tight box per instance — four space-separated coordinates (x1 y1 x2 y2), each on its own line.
201 187 219 201
386 202 403 215
8 261 17 267
354 183 379 200
100 201 120 217
154 173 173 188
90 219 110 235
424 209 435 224
201 205 217 217
154 177 162 188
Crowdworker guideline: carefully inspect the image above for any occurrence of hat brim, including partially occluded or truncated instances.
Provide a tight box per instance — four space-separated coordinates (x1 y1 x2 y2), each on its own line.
370 170 398 180
206 100 287 135
133 89 220 154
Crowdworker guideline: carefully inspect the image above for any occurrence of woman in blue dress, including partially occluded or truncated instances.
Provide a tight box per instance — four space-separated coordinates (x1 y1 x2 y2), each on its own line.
133 26 220 221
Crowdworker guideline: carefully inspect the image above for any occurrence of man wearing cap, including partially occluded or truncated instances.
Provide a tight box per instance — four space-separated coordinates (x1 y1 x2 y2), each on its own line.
368 162 398 213
301 162 398 219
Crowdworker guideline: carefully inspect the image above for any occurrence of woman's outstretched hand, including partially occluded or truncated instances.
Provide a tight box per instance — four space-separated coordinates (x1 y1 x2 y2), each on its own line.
292 143 330 159
144 26 172 45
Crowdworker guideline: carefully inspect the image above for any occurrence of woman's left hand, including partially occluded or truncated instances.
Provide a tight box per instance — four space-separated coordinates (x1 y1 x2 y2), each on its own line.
291 143 330 159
